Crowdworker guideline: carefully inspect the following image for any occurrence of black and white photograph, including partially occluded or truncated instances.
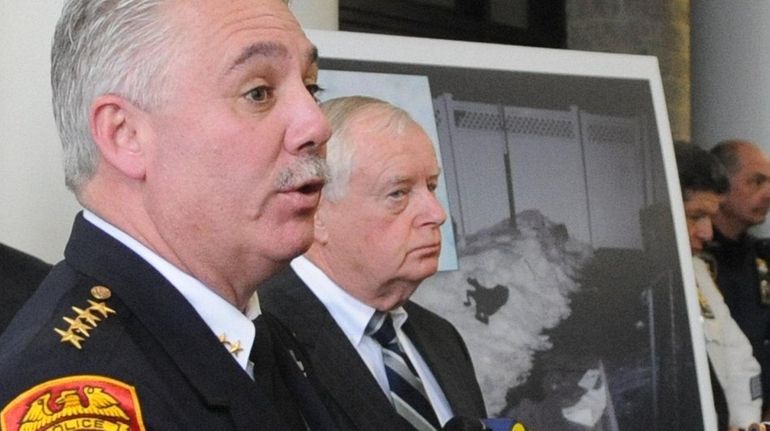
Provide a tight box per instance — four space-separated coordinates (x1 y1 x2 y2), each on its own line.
312 29 709 430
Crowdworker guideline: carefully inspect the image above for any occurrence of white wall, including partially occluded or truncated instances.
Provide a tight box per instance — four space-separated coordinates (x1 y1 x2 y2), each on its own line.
691 2 770 236
290 0 338 30
0 0 338 264
0 0 77 264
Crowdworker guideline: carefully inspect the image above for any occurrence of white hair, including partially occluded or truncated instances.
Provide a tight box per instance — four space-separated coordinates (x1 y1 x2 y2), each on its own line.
51 0 178 193
319 96 416 202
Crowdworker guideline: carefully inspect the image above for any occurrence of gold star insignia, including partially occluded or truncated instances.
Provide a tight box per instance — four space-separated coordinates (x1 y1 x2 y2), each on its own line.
63 316 93 337
72 306 102 326
53 293 118 350
228 340 244 356
55 328 85 349
87 300 116 318
218 334 244 357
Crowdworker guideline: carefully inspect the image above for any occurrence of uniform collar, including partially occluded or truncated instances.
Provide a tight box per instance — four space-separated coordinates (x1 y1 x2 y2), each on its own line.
83 210 259 373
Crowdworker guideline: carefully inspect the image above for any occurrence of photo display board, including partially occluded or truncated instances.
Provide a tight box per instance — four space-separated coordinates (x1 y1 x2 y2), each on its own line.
309 29 712 430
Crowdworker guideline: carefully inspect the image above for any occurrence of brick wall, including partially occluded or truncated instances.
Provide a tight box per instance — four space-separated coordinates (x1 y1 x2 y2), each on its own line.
566 0 690 142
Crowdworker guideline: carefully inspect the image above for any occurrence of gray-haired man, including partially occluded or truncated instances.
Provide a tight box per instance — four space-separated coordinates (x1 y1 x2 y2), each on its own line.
0 1 332 429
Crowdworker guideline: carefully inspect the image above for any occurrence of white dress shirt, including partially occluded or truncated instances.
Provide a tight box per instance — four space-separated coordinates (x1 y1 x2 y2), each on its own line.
291 255 453 425
84 210 260 377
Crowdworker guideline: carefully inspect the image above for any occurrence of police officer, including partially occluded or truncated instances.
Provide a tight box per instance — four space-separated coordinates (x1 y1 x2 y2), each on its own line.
676 141 762 429
0 0 334 430
708 139 770 417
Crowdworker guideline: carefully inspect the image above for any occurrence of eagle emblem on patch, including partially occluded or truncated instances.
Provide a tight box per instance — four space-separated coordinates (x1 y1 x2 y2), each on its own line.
0 375 146 431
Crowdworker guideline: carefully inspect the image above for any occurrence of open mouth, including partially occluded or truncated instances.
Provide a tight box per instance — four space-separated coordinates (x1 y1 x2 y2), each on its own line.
295 178 325 195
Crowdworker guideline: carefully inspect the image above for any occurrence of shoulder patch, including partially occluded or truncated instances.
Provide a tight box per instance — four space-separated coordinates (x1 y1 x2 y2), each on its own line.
1 375 146 431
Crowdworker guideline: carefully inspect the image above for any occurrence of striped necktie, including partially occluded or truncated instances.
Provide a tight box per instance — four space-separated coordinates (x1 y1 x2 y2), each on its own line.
367 312 441 431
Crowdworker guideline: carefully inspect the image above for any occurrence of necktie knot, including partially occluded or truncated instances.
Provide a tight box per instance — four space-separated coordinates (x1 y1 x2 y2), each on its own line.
367 312 398 347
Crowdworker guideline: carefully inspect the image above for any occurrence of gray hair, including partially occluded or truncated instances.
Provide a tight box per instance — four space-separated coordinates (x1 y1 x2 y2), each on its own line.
52 0 178 193
319 96 416 202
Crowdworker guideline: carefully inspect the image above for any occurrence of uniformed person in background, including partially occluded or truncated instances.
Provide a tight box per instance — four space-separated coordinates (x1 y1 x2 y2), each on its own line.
0 0 335 430
708 140 770 418
676 141 762 430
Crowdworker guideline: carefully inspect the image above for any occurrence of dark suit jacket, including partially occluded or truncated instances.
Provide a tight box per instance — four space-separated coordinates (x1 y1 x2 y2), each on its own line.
0 213 315 431
0 243 52 334
259 266 487 431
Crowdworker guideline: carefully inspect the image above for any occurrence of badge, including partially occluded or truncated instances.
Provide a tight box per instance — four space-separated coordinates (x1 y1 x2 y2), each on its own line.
757 258 770 306
1 375 146 431
697 289 714 319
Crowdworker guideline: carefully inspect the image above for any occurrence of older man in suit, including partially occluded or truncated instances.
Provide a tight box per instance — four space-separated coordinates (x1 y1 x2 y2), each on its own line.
260 96 487 431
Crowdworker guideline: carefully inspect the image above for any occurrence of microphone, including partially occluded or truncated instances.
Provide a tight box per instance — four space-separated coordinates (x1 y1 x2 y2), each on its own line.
441 417 529 431
481 418 529 431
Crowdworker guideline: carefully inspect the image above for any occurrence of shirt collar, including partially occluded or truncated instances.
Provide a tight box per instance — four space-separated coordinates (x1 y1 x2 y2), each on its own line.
389 307 408 331
83 210 259 371
291 255 408 344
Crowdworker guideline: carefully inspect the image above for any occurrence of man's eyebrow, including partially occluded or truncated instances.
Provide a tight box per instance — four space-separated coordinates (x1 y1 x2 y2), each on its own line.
385 175 411 186
229 42 288 72
384 168 442 184
228 43 319 73
308 45 319 64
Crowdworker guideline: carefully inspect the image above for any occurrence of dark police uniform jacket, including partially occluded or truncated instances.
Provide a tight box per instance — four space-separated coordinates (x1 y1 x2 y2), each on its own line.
707 228 770 411
259 266 488 431
0 213 321 431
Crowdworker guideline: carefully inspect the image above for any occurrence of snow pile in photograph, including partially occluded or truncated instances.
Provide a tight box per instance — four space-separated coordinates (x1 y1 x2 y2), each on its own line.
414 209 593 414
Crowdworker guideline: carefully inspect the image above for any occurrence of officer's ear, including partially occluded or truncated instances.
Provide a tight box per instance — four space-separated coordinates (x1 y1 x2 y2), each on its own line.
90 94 149 180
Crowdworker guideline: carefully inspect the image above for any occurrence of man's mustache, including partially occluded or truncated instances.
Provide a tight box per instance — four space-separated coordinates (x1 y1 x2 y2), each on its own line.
275 154 329 191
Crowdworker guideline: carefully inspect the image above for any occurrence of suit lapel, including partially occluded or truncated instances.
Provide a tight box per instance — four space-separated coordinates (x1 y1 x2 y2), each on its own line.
402 302 483 418
312 320 402 429
261 268 411 430
65 214 290 430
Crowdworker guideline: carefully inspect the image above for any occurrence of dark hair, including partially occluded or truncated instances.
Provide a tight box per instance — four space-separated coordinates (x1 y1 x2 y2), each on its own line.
674 141 730 198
